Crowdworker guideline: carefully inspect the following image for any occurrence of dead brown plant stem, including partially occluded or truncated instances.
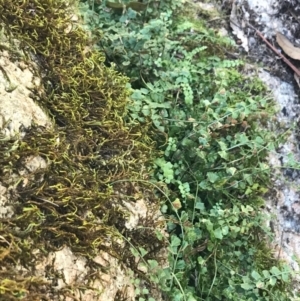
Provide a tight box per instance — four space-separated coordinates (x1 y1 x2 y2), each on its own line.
247 22 300 77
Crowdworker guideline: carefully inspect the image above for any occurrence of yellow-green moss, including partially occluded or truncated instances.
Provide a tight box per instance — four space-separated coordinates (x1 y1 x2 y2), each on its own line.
0 1 163 299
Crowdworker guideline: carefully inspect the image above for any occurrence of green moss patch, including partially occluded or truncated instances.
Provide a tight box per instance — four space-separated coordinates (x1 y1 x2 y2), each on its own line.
0 1 163 300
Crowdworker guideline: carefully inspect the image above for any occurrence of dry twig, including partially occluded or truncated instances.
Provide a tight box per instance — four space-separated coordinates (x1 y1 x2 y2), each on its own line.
247 22 300 77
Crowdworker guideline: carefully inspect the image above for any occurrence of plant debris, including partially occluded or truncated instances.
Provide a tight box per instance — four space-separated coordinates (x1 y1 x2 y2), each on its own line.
276 32 300 60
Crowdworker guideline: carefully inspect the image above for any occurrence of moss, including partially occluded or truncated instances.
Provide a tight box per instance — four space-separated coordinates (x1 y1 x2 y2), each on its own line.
0 0 163 299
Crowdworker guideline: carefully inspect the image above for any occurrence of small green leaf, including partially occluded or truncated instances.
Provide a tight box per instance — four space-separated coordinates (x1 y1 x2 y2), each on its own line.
195 201 205 210
207 172 219 183
147 259 158 269
138 247 148 257
259 162 269 171
262 270 270 278
214 227 223 239
198 256 205 265
269 277 277 286
222 225 229 235
282 272 289 282
255 136 264 145
122 61 130 66
199 180 211 190
161 204 168 213
130 247 140 258
255 281 265 289
270 266 281 277
245 187 252 195
226 167 236 175
218 141 228 151
241 283 254 290
218 150 229 160
176 259 186 270
251 270 261 281
155 230 164 241
187 295 197 301
171 235 181 247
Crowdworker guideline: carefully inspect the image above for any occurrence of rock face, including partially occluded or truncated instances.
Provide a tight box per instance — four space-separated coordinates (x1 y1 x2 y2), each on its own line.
0 38 51 218
259 70 300 278
0 54 51 138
